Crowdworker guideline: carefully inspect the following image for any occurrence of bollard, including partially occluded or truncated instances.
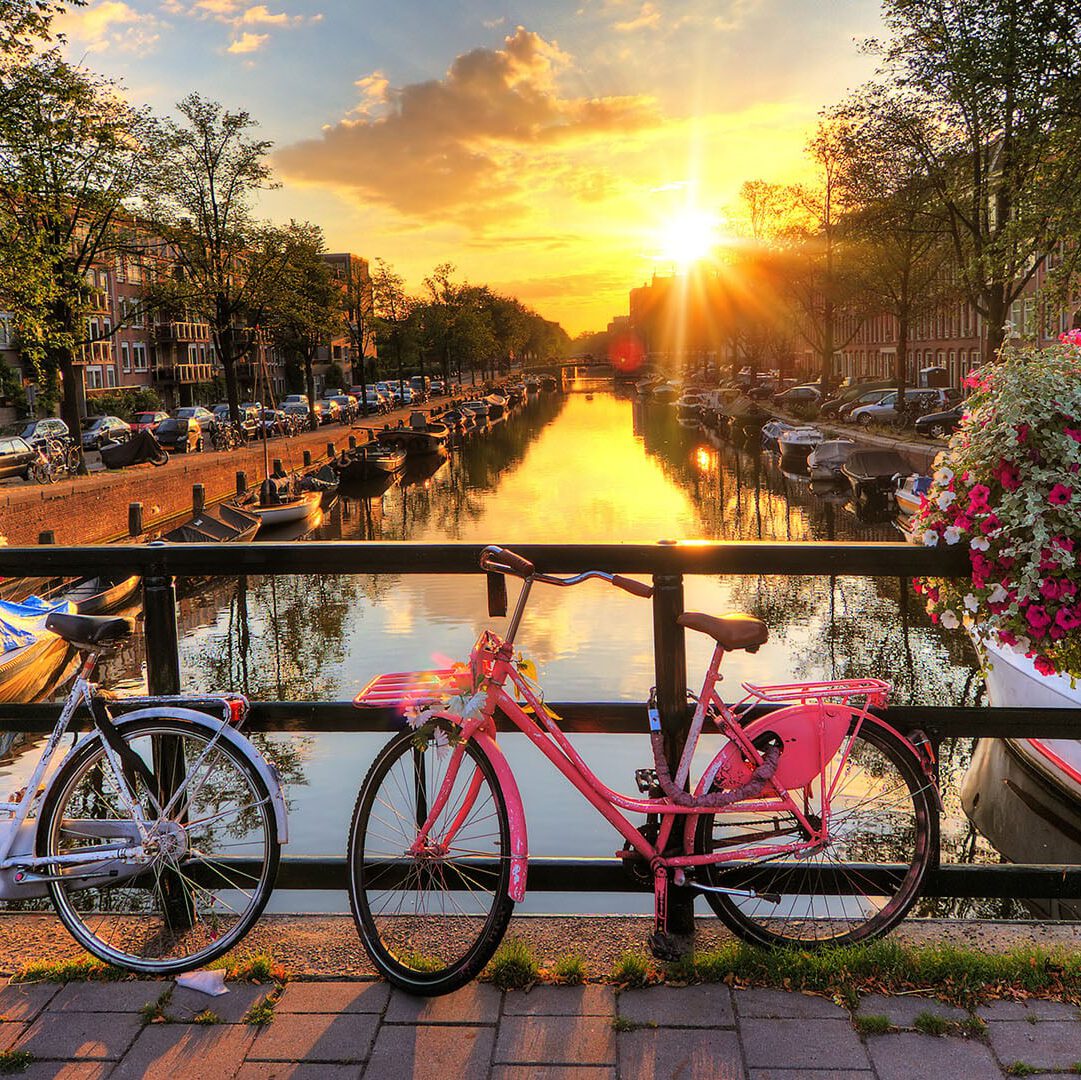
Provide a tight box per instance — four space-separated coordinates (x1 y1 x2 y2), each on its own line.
650 570 695 949
128 502 144 537
273 458 284 477
192 484 205 515
348 435 357 450
303 450 312 467
327 441 336 460
37 530 55 545
236 470 247 497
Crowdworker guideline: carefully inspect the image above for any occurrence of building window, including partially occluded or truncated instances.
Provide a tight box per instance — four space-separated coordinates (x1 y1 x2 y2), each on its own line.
106 366 117 388
133 343 148 371
87 366 103 390
121 341 130 373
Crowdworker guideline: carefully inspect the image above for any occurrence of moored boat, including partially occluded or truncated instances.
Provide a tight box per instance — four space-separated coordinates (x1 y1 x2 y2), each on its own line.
651 381 680 403
894 473 932 516
241 489 322 530
337 445 407 483
377 418 450 455
484 393 508 419
0 596 76 704
777 425 823 469
161 502 261 544
807 438 856 480
840 448 911 505
61 573 141 615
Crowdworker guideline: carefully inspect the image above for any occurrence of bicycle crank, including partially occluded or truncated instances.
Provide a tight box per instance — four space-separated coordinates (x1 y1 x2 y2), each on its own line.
687 880 781 904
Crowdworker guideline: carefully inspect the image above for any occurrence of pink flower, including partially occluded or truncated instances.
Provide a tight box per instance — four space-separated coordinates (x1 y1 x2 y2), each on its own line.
997 629 1018 646
1016 424 1030 443
1040 578 1062 601
1026 604 1053 632
1054 536 1076 553
1056 607 1081 631
968 484 992 511
993 460 1022 491
1034 655 1058 677
980 514 1000 535
1064 427 1081 443
1049 484 1074 505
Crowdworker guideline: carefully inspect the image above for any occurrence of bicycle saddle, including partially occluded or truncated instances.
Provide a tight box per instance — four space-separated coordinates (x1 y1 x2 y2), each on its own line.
46 613 133 647
677 612 768 651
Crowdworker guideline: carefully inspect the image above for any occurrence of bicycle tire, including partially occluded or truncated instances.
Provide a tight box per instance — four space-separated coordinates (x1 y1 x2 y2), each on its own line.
695 716 934 948
37 715 280 975
348 729 514 995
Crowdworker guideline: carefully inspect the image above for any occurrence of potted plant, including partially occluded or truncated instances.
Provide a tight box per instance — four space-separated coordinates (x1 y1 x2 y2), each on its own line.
914 333 1081 707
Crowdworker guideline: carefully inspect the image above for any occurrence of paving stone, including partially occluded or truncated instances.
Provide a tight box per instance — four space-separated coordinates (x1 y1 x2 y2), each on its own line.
855 994 970 1027
365 1023 495 1080
976 999 1081 1021
0 1022 25 1050
384 983 501 1024
168 981 272 1023
618 1027 744 1080
0 982 60 1022
47 980 172 1013
503 984 615 1016
247 1012 378 1063
749 1073 873 1080
986 1018 1081 1070
275 981 389 1014
618 985 734 1028
110 1023 255 1080
867 1033 1002 1080
740 1018 869 1071
734 988 847 1019
16 1065 113 1079
16 1009 143 1060
492 1069 615 1080
236 1066 362 1080
495 1015 616 1065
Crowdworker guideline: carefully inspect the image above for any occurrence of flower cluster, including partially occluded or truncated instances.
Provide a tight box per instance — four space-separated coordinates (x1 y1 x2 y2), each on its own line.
915 336 1081 680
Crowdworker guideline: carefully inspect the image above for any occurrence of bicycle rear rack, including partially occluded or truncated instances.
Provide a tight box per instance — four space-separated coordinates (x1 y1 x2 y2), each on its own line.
740 677 890 707
354 668 473 710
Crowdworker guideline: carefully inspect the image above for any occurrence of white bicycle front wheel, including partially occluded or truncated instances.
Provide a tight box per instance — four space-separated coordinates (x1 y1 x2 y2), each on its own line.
38 717 280 974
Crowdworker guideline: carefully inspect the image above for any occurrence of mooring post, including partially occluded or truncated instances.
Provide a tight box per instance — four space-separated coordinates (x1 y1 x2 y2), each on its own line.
348 435 357 450
192 484 205 515
651 569 695 949
128 502 143 538
37 530 55 545
303 450 312 468
326 441 336 460
236 470 247 497
272 458 283 477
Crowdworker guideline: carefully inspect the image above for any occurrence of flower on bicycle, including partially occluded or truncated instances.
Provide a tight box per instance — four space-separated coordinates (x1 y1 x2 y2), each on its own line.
916 340 1081 680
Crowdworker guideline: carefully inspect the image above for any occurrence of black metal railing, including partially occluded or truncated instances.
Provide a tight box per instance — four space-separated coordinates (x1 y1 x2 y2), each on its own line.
0 540 1077 909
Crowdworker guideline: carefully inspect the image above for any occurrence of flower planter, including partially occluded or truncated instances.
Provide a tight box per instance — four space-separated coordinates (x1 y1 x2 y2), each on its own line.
977 632 1081 709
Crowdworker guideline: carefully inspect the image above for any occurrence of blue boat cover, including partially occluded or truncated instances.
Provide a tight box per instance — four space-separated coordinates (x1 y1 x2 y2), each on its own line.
0 597 74 655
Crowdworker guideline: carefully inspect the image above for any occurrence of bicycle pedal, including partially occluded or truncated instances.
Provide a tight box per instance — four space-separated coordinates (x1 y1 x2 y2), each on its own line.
635 768 659 794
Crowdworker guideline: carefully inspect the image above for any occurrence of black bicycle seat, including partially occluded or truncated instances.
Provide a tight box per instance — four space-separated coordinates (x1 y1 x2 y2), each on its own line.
46 612 133 647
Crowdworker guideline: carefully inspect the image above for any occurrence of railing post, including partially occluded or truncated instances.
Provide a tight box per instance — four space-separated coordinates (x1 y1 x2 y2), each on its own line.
651 571 695 950
128 502 143 538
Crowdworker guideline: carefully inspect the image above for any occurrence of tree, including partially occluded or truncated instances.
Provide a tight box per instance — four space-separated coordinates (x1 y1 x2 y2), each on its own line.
0 0 78 62
340 256 375 415
873 0 1081 361
146 93 285 425
267 222 342 429
0 54 155 464
371 259 415 399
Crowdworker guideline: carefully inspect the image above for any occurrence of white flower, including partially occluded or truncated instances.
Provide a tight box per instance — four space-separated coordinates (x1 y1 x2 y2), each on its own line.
988 584 1008 604
940 610 960 630
432 727 450 759
970 536 990 551
936 490 956 510
1013 636 1031 655
933 466 955 486
923 530 939 547
944 526 962 545
963 593 980 612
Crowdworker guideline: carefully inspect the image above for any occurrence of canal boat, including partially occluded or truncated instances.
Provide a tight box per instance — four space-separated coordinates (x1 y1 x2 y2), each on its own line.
760 418 794 451
676 393 705 423
162 502 261 544
61 573 142 615
893 514 923 544
525 377 541 393
540 375 559 392
961 633 1081 918
484 393 508 419
807 438 856 481
894 473 932 516
840 448 911 505
241 489 322 531
461 400 490 420
651 381 680 403
777 426 823 470
0 596 76 704
377 415 450 455
337 444 407 483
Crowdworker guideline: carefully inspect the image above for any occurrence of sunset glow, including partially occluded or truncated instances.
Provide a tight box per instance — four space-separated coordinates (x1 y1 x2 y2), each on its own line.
656 208 724 269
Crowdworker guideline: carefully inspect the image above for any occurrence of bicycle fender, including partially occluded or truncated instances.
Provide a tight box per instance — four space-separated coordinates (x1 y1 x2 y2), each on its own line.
472 731 528 902
57 708 289 843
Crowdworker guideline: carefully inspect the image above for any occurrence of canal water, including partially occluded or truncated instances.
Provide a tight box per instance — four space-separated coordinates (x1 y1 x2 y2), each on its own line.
1 386 1005 916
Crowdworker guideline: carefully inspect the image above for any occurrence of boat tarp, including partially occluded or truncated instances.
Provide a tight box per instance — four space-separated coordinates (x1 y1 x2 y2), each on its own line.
809 440 855 468
100 430 168 469
842 449 911 480
0 596 73 655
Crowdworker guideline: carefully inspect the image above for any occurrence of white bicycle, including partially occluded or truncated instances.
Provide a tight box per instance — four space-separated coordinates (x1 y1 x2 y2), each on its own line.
0 611 287 974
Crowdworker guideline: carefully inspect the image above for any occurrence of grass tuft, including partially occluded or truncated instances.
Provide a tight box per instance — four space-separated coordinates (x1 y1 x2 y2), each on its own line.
612 952 655 989
0 1050 32 1074
486 940 540 991
13 958 125 984
192 1009 221 1025
611 1015 655 1033
243 997 276 1026
550 953 587 986
139 988 172 1024
214 952 286 985
1005 1064 1040 1077
962 1015 988 1038
913 1011 952 1036
853 1013 893 1036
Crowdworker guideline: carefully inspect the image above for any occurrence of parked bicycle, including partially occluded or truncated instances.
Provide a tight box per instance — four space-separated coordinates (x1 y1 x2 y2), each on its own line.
349 545 938 995
0 611 286 973
210 421 246 452
30 438 78 484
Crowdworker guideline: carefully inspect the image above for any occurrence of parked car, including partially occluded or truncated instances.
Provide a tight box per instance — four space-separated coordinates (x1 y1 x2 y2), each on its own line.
284 402 313 427
430 379 445 395
851 387 960 426
915 405 964 439
836 389 895 420
19 417 70 447
0 435 37 480
211 404 260 440
329 393 357 419
173 405 216 428
130 410 168 433
155 416 202 453
261 409 289 437
773 385 822 405
316 398 341 423
820 381 894 418
282 393 309 408
81 415 131 451
362 389 387 414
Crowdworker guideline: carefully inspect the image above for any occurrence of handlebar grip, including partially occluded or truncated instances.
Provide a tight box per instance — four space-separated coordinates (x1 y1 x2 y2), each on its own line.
479 545 535 578
612 575 653 599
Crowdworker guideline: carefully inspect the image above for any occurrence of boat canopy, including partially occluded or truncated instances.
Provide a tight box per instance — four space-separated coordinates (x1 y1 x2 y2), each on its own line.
842 449 911 481
1 596 72 655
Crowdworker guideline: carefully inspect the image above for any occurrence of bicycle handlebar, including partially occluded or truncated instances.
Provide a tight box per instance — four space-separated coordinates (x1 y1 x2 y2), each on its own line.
478 546 654 599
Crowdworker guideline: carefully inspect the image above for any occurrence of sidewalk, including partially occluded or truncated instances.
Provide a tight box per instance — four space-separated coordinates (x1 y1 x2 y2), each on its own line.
1 975 1078 1079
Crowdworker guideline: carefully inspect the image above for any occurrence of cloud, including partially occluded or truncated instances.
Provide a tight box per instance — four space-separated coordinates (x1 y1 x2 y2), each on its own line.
613 2 662 32
226 30 268 52
58 0 161 53
240 4 302 26
276 26 663 225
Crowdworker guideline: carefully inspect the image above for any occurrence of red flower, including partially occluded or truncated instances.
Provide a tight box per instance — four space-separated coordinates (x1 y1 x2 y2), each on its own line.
1040 578 1062 601
980 514 1000 535
968 484 992 511
1049 483 1074 505
993 460 1021 491
1026 604 1053 633
1016 424 1031 443
1064 426 1081 443
1033 655 1058 677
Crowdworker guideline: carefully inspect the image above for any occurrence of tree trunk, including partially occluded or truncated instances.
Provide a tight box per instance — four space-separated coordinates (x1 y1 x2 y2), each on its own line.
895 312 908 425
984 287 1008 365
304 351 318 432
58 350 86 474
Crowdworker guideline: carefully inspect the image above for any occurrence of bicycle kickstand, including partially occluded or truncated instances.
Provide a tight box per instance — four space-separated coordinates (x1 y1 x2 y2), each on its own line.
648 865 691 963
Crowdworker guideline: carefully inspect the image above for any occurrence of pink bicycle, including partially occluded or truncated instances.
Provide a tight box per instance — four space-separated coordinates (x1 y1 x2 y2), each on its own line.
348 546 938 995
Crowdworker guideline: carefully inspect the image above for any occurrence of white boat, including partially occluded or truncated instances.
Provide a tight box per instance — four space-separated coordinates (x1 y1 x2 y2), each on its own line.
893 514 923 545
484 394 508 419
246 490 322 530
777 425 823 468
461 400 490 419
894 474 932 516
961 632 1081 918
807 438 855 480
760 418 795 451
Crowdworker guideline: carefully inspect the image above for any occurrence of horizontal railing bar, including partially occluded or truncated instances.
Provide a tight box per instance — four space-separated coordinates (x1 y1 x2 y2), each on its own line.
1 701 1077 739
253 856 1081 897
0 541 971 578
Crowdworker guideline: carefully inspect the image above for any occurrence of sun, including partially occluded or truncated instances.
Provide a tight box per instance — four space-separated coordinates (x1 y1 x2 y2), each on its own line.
657 207 722 268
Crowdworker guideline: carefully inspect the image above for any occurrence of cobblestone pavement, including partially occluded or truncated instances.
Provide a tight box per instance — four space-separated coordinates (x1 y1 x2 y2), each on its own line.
1 977 1079 1078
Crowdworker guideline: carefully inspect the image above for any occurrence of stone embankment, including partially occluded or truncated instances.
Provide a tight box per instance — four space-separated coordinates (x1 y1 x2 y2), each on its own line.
0 398 455 547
